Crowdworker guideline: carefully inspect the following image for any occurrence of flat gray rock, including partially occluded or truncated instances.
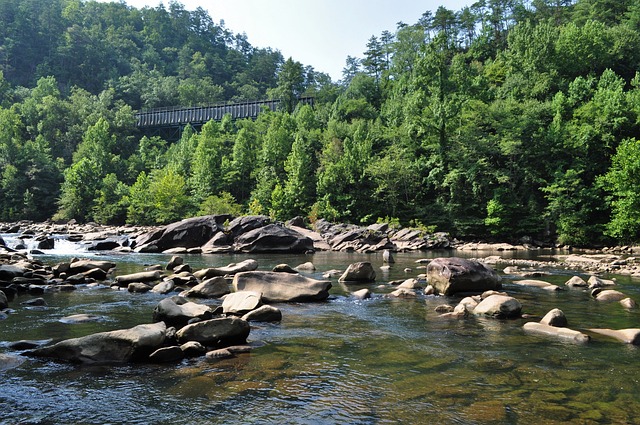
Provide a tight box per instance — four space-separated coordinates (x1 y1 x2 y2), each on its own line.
233 271 331 303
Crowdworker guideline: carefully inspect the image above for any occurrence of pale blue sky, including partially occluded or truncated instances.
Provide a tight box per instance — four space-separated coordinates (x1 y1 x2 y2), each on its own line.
108 0 473 80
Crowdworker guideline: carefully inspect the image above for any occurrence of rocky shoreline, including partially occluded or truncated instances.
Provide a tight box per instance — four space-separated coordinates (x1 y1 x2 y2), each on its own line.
2 214 640 276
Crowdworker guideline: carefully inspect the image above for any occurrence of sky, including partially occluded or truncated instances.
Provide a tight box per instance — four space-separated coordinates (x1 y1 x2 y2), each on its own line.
106 0 473 81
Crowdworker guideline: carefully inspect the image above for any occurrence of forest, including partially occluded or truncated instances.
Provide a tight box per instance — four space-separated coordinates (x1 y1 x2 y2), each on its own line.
1 0 640 246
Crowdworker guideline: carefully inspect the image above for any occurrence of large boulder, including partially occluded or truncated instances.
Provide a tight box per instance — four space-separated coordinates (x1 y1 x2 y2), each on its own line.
233 224 314 253
181 277 230 298
175 316 250 346
24 322 167 364
152 296 214 328
473 294 522 318
226 215 271 238
233 271 331 302
426 257 501 295
133 215 229 253
193 259 258 280
338 262 376 283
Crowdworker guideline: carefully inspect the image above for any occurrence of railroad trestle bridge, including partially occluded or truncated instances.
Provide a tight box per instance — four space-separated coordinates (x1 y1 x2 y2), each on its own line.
135 97 314 141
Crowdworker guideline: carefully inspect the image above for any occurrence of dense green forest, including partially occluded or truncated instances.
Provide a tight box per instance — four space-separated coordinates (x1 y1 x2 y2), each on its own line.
2 0 640 246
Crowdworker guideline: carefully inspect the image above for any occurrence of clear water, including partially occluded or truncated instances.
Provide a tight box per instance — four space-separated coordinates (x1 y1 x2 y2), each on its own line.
1 246 639 424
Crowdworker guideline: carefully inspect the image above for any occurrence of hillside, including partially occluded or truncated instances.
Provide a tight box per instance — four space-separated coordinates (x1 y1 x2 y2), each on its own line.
2 0 640 245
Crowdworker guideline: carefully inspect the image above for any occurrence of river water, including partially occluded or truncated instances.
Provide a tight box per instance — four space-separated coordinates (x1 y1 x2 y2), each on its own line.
1 241 639 424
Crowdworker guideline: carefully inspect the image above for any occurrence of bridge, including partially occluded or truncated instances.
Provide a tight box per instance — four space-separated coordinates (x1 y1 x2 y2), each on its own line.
135 97 314 141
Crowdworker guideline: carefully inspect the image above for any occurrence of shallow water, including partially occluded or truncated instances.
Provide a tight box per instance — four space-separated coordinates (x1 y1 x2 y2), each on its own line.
1 248 639 424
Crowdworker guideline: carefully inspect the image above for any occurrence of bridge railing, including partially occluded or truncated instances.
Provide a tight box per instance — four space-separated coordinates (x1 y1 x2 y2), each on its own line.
135 97 314 128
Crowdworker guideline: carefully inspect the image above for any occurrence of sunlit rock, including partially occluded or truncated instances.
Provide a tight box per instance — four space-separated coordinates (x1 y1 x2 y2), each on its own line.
426 257 501 295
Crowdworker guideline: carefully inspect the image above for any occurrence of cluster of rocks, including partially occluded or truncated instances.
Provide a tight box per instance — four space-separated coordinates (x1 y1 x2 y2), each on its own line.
428 257 639 345
1 215 456 256
1 246 333 364
3 222 640 367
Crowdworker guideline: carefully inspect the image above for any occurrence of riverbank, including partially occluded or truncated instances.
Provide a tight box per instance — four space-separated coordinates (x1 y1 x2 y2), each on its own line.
2 217 640 277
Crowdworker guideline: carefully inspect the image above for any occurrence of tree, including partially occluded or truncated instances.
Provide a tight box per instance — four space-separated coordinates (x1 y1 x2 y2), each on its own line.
93 173 129 224
149 167 191 224
272 134 315 219
54 157 101 222
599 138 640 241
341 56 361 85
362 35 385 80
127 171 153 224
189 120 225 204
269 57 305 113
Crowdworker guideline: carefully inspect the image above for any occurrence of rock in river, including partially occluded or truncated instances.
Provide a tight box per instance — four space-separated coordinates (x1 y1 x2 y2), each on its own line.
233 271 331 303
233 224 314 253
133 215 228 253
338 262 376 283
24 322 167 364
587 328 640 345
193 259 258 280
426 257 501 295
473 294 522 318
181 276 230 299
175 316 250 346
152 296 214 328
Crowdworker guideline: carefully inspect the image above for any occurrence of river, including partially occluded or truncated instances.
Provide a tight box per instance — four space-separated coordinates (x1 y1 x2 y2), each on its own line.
1 240 639 424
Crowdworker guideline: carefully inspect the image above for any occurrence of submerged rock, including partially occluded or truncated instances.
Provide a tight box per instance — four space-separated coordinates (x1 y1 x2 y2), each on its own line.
512 279 561 291
0 353 26 370
523 322 590 343
587 328 640 345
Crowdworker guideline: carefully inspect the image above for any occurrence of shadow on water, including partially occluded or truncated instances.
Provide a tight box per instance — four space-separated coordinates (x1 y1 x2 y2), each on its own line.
1 243 640 424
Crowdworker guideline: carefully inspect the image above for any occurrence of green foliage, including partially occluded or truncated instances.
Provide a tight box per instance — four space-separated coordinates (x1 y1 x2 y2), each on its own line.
600 138 640 241
197 192 243 217
93 173 129 225
54 157 101 222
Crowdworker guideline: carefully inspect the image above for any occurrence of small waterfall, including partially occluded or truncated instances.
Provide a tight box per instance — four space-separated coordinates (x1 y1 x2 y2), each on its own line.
1 233 89 256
